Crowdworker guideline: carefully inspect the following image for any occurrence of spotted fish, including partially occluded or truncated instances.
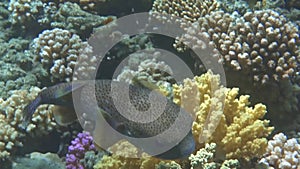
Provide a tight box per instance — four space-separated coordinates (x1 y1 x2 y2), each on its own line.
22 80 195 159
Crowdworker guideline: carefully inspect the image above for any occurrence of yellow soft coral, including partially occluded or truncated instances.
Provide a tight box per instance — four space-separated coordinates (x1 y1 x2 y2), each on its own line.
173 70 274 160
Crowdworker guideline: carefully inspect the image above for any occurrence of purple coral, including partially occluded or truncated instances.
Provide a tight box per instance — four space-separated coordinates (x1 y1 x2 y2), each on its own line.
66 132 96 169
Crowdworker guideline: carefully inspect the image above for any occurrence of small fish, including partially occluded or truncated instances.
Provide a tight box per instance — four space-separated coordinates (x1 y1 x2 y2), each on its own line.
22 80 195 159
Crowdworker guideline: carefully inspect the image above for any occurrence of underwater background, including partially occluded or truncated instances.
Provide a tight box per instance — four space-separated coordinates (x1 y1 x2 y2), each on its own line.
0 0 300 168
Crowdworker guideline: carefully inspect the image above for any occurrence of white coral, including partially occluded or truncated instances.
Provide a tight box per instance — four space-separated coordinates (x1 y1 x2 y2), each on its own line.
259 133 300 169
32 28 97 82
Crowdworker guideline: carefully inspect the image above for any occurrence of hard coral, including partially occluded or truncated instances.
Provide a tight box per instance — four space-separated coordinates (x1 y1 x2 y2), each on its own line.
0 86 57 160
31 28 96 83
66 132 96 169
116 50 175 89
8 0 44 27
151 0 219 23
176 9 300 84
0 114 22 160
259 133 300 169
172 70 274 160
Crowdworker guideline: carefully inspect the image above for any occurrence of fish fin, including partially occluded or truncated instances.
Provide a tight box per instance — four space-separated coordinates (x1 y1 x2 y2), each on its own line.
52 105 77 126
41 81 86 103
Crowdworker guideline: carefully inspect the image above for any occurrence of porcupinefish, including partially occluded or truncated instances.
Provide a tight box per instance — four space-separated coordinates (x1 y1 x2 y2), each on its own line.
22 80 195 159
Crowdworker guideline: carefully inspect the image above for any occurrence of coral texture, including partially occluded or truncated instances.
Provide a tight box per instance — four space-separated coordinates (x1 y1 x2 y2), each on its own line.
172 70 274 159
189 143 240 169
116 49 175 89
0 37 41 99
93 140 161 169
176 10 300 84
151 0 219 23
8 0 44 27
31 28 96 82
259 133 300 169
0 114 22 160
48 2 116 38
0 87 57 159
66 132 96 169
175 9 300 119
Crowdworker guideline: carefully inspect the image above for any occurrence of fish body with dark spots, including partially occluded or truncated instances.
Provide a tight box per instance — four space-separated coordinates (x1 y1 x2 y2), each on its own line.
22 80 196 159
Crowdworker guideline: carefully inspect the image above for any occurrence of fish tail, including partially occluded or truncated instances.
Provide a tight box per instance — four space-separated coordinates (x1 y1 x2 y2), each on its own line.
21 95 42 130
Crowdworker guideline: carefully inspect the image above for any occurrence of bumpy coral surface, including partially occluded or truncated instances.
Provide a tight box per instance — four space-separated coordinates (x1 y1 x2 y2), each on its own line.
8 0 44 27
93 141 161 169
177 9 300 84
0 87 57 159
0 114 22 160
66 132 96 169
259 133 300 169
172 70 274 160
189 143 240 169
116 50 175 89
151 0 219 23
31 28 96 82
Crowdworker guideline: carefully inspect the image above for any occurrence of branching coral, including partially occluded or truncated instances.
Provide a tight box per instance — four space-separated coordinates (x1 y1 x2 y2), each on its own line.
175 9 300 120
172 70 274 160
0 87 57 160
259 133 300 169
0 114 22 160
8 0 44 27
66 132 96 169
31 28 96 82
151 0 219 23
176 10 300 84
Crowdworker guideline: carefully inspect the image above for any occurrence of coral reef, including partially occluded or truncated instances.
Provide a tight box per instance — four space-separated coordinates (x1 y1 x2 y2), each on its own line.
0 113 22 160
259 133 300 169
1 0 300 167
0 87 57 159
8 0 44 28
48 2 116 39
151 0 219 23
66 132 96 169
175 9 300 122
172 70 274 160
176 10 300 84
8 0 116 38
30 28 96 83
0 37 41 99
